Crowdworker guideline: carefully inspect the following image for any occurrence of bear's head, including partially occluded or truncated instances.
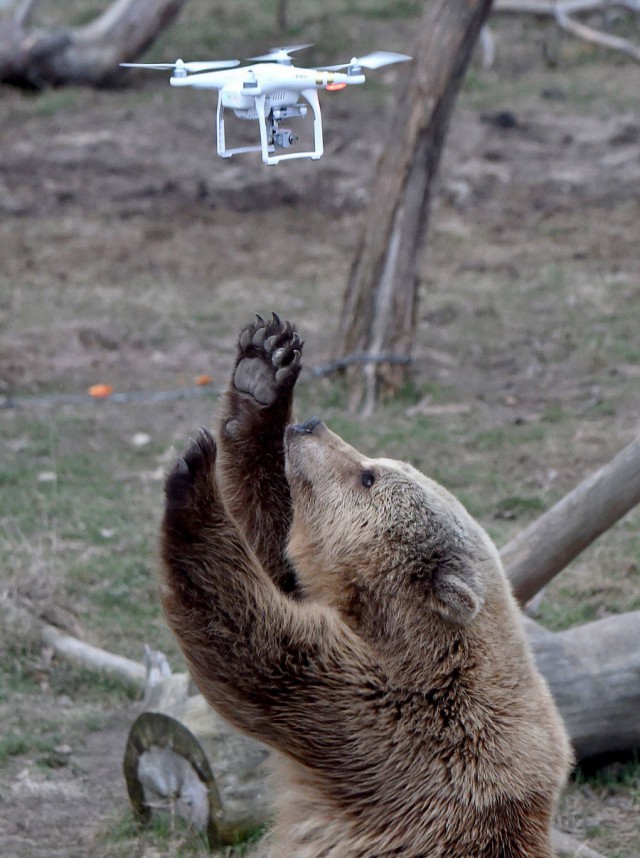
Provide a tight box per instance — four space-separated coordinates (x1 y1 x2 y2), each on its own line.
284 418 508 641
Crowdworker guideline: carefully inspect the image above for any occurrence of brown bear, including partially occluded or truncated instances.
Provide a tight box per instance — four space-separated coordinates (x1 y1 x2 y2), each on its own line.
161 313 572 858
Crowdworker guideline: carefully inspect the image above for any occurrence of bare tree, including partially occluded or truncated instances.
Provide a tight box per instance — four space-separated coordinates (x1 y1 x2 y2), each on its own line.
334 0 640 414
334 0 494 414
0 0 188 87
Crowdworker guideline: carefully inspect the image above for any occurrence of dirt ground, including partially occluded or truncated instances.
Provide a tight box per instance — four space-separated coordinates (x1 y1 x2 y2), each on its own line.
1 11 639 858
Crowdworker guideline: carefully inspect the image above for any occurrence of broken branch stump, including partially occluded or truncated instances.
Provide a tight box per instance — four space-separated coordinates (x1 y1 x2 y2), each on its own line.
123 670 270 846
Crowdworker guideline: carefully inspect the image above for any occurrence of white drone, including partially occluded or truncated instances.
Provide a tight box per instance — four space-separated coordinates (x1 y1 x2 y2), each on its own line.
121 44 411 166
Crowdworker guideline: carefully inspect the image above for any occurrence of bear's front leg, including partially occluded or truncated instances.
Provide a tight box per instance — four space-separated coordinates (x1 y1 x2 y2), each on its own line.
217 313 303 594
161 429 372 759
161 428 292 741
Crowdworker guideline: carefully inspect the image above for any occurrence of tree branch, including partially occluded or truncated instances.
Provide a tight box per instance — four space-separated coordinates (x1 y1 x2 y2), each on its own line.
495 0 640 15
501 435 640 604
0 0 189 87
493 0 640 64
555 4 640 61
41 621 146 693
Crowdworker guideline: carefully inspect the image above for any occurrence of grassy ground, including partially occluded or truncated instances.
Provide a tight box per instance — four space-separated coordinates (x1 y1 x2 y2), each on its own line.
1 2 639 856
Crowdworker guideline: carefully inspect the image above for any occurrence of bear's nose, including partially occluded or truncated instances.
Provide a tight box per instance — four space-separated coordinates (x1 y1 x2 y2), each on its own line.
290 416 323 435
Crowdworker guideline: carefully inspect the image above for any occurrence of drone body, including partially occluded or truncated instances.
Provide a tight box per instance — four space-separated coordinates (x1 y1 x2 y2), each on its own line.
121 45 410 166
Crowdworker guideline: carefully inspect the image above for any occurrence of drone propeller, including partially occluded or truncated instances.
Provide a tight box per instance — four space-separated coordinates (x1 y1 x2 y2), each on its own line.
319 50 411 72
120 58 240 73
246 44 313 65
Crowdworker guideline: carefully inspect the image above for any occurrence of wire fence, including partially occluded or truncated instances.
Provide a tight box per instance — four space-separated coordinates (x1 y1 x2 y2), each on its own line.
1 353 412 409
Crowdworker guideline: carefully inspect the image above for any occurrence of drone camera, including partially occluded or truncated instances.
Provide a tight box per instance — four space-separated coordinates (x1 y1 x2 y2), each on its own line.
273 129 298 149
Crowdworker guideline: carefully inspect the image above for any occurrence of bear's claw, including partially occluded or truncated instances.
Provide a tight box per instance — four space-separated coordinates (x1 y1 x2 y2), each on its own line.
252 326 267 349
233 313 303 407
165 428 217 511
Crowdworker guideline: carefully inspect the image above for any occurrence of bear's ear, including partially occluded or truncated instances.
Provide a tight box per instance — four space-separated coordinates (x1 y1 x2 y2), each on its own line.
413 546 485 625
432 564 484 625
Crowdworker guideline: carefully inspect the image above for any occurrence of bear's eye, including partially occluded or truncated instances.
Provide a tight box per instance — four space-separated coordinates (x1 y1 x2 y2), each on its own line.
361 470 375 488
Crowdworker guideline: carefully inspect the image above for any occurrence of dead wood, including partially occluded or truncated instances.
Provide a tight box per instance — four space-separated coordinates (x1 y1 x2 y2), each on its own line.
493 0 640 64
37 602 637 773
121 605 640 843
526 612 640 759
554 5 640 62
124 661 271 847
40 621 146 693
500 435 640 605
495 0 639 13
22 587 630 841
123 626 634 850
0 0 188 87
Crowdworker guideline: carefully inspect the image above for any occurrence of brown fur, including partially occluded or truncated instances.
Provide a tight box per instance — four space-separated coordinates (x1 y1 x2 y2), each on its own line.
161 314 572 858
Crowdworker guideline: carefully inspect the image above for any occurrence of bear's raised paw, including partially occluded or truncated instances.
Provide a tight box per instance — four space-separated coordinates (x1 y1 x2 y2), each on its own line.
164 428 217 517
233 312 302 407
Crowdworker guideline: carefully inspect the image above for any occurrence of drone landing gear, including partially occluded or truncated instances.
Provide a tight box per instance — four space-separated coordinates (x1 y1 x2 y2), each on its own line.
216 89 324 166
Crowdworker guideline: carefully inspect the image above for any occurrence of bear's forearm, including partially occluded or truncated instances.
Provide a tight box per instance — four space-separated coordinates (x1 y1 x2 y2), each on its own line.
162 534 373 762
218 392 296 590
216 314 303 595
162 542 291 743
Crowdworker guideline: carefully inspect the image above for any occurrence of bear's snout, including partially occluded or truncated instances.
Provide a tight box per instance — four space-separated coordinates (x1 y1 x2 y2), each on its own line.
288 416 324 436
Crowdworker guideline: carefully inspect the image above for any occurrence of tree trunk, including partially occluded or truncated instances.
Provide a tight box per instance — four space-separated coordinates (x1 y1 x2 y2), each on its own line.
276 0 288 31
501 435 640 605
334 0 494 414
123 662 271 847
0 0 188 87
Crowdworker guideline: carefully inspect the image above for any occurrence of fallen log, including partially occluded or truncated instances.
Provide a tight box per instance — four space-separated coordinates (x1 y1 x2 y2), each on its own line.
501 435 640 604
26 608 635 845
18 591 632 849
123 664 270 847
40 620 146 694
36 596 636 807
527 612 640 759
